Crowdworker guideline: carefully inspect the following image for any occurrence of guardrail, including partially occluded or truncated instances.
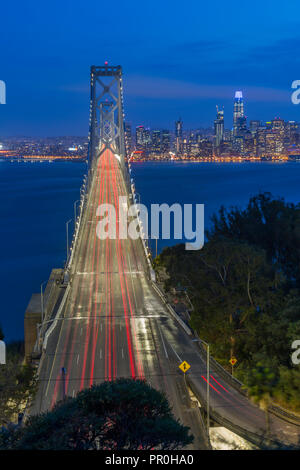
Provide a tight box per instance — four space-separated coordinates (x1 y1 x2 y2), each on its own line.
67 186 88 273
153 274 300 430
186 376 292 449
195 334 244 391
268 403 300 427
194 335 300 427
151 281 192 336
42 284 71 351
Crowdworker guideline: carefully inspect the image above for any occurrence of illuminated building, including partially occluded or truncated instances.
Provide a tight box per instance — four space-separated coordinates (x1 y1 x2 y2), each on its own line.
161 129 170 153
214 106 224 152
271 118 284 155
243 131 255 156
256 126 266 156
284 121 299 148
135 125 151 152
249 120 261 137
151 130 161 153
233 91 244 137
198 139 213 158
175 118 183 154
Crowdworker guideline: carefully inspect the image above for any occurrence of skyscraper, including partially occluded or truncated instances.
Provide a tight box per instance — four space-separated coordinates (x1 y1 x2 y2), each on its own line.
151 130 161 153
249 120 261 137
284 121 299 148
135 125 151 152
271 118 285 155
233 91 244 137
161 130 170 153
175 119 183 154
214 106 224 150
136 126 145 150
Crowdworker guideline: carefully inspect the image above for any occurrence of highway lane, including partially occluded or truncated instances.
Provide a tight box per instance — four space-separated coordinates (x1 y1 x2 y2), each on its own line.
32 149 299 449
32 149 207 448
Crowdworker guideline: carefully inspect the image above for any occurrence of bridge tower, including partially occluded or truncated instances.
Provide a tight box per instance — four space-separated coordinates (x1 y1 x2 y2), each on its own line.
87 64 126 174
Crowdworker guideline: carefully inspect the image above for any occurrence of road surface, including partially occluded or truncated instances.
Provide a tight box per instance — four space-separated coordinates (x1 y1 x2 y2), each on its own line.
33 150 299 449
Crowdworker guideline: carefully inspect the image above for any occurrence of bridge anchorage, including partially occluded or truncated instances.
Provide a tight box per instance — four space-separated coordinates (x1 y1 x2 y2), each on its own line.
88 64 130 190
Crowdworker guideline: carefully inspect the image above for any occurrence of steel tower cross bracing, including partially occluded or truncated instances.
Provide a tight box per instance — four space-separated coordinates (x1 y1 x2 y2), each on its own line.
87 64 126 174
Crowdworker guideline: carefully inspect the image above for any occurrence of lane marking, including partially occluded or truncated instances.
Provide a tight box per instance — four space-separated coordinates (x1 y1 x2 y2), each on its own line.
158 324 169 359
201 376 221 395
210 375 230 393
45 308 68 398
167 341 183 363
127 251 139 310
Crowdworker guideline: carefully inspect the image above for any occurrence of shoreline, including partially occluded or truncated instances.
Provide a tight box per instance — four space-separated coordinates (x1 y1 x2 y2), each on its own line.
1 157 299 164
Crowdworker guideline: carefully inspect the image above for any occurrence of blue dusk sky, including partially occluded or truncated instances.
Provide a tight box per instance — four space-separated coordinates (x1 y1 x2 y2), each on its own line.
0 0 300 135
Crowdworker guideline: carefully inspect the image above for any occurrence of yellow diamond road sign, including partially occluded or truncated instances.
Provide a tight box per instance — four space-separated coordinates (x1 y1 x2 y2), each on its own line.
179 361 191 373
229 357 237 366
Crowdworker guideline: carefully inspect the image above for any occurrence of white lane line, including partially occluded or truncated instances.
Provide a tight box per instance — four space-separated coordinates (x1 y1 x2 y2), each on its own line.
127 251 138 310
77 354 80 365
45 305 68 397
100 349 102 359
72 389 75 397
121 348 124 359
80 327 83 336
100 323 102 332
158 325 169 359
168 341 183 363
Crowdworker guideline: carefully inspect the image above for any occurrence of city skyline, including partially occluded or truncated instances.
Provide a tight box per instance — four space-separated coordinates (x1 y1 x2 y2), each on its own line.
1 1 300 135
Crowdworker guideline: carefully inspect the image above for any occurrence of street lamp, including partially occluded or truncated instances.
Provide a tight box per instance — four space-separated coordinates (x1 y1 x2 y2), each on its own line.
134 192 141 205
66 219 72 262
202 339 210 439
193 337 210 438
74 200 80 223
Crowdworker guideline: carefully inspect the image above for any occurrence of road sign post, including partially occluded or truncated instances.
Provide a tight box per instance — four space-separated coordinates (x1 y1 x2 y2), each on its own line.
179 361 190 373
179 361 191 392
229 357 237 376
194 338 210 439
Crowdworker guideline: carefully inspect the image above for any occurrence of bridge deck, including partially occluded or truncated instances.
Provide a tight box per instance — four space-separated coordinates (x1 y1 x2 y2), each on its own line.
33 150 299 449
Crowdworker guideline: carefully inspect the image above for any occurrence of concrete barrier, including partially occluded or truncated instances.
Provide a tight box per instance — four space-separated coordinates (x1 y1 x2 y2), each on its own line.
186 376 288 450
151 281 192 336
42 284 71 352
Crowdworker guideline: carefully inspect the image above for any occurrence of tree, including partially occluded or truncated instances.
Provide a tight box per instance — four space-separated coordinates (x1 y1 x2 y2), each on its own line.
0 340 36 426
155 194 300 413
158 239 279 364
0 378 194 450
243 362 278 437
208 192 300 287
274 367 300 411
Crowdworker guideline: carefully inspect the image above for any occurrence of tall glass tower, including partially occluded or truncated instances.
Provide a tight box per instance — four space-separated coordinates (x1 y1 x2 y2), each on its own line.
233 91 244 136
175 118 183 154
214 106 224 149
